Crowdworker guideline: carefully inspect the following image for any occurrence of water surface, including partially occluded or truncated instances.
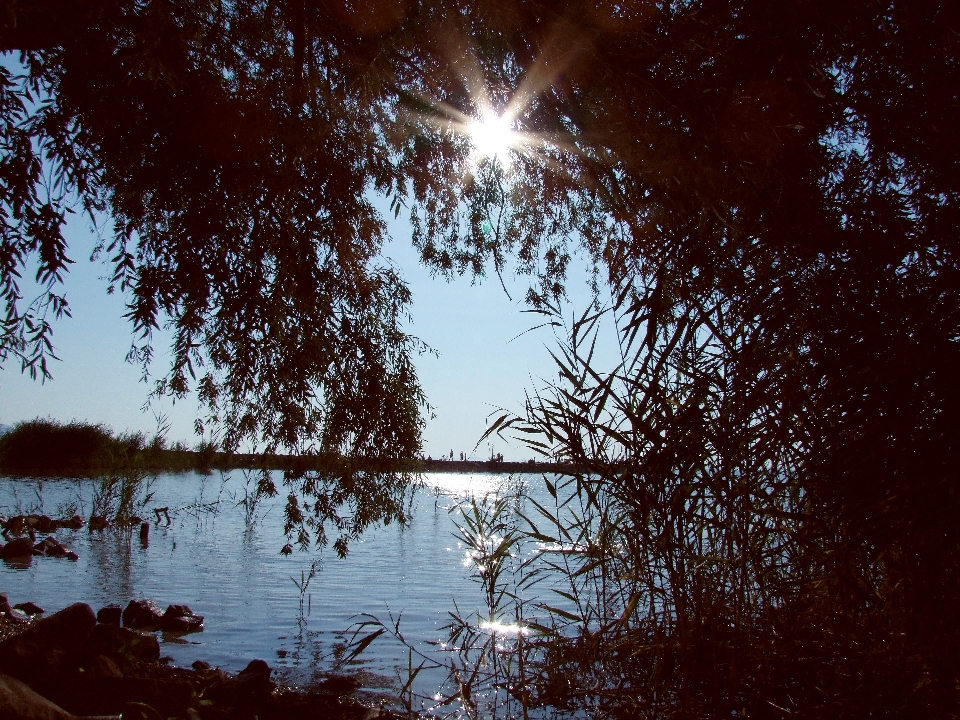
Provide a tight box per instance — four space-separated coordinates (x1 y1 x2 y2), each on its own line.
0 471 544 704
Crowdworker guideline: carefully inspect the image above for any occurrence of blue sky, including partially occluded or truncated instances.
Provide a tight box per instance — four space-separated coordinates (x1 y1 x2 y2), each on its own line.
0 51 622 461
0 203 606 461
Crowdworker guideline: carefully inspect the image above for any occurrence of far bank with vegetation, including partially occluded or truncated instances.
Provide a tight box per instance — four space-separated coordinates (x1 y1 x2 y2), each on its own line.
0 419 567 477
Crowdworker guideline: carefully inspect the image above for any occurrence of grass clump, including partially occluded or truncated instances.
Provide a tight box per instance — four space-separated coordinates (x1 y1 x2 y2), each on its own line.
0 419 139 474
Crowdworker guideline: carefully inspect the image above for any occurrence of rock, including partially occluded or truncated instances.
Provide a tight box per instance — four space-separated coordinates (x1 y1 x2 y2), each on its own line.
0 594 11 615
57 515 84 530
32 516 57 534
33 537 54 553
203 659 275 705
240 658 271 678
122 600 163 631
0 670 76 720
65 552 79 562
1 555 33 568
33 537 67 558
0 537 37 559
315 674 361 695
0 602 97 688
233 658 274 695
161 605 203 634
84 624 161 666
96 605 122 627
1 515 28 536
88 516 108 532
53 676 193 718
121 701 162 720
84 653 123 679
190 660 212 675
7 609 30 624
14 602 44 616
197 667 229 693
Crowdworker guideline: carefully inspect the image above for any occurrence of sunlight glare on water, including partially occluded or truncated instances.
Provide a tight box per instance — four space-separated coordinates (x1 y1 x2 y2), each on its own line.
479 619 531 636
419 472 501 497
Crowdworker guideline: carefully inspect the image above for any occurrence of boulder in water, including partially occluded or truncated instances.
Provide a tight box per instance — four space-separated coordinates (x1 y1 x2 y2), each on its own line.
1 515 29 537
96 605 122 627
161 605 203 634
33 515 57 534
34 536 67 558
7 609 30 624
203 658 275 705
58 515 84 530
0 537 36 559
122 600 163 631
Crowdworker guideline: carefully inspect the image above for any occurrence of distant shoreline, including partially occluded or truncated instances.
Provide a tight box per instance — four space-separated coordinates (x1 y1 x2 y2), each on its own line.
0 449 571 478
419 458 569 474
0 419 573 478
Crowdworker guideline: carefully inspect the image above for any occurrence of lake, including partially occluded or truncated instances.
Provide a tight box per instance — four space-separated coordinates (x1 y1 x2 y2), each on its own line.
0 470 553 712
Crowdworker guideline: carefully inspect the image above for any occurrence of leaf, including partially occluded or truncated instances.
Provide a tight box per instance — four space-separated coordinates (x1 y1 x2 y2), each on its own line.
545 476 557 499
475 413 516 448
339 628 385 667
537 603 583 623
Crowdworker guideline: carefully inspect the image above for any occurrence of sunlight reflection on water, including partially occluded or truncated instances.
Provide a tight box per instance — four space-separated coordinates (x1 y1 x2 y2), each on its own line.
479 619 532 636
419 472 502 497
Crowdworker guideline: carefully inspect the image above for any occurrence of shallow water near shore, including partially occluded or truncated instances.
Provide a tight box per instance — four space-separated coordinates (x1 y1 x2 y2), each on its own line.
0 471 548 706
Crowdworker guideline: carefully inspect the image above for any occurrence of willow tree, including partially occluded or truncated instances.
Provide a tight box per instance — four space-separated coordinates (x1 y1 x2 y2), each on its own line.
2 0 959 712
0 0 436 553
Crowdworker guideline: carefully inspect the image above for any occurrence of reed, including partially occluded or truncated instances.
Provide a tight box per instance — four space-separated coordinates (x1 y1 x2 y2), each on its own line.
466 281 960 717
232 468 278 527
90 471 155 526
291 558 321 624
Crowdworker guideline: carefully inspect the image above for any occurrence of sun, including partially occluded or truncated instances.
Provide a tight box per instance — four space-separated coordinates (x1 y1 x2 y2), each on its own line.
466 112 520 166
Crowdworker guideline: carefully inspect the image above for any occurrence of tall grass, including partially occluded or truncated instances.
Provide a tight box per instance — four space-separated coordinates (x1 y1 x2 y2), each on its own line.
458 284 960 718
90 471 155 525
231 468 278 527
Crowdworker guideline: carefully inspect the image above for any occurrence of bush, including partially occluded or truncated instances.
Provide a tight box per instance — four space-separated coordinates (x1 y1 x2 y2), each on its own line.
0 419 119 473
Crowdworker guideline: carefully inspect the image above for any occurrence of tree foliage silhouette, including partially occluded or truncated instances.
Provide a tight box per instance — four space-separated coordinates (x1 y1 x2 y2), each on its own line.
1 1 959 710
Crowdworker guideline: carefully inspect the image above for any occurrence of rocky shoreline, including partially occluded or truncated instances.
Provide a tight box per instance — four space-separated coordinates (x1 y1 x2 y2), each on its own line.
0 596 390 720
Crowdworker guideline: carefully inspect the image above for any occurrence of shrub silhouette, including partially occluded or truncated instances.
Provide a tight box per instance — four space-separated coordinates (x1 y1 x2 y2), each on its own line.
0 419 122 473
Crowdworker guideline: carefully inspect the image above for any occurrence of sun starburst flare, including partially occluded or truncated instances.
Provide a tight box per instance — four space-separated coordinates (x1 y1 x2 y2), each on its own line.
397 22 589 177
466 111 522 166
